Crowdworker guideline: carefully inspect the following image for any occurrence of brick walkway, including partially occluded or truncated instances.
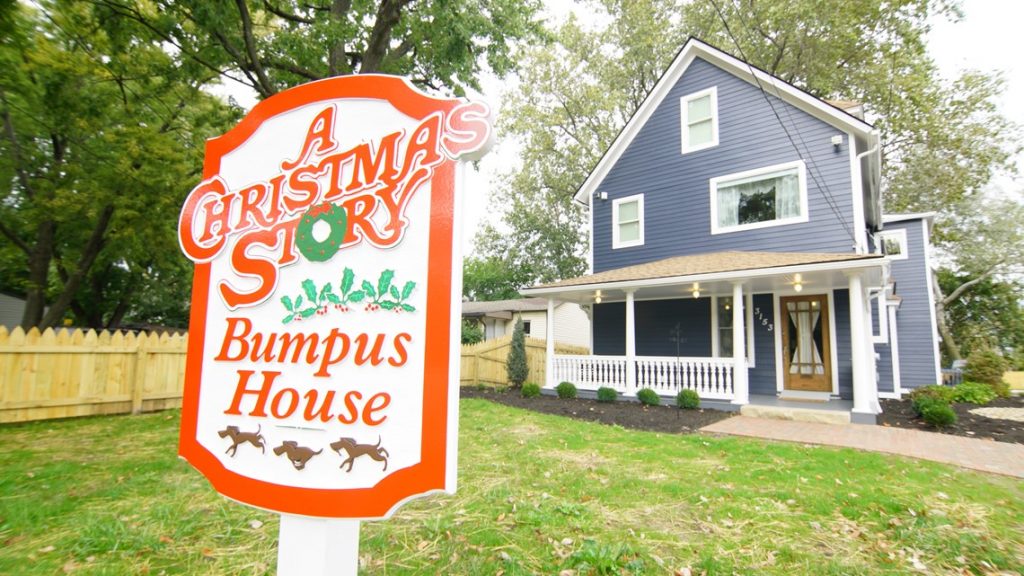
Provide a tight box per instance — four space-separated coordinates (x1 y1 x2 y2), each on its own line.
701 416 1024 478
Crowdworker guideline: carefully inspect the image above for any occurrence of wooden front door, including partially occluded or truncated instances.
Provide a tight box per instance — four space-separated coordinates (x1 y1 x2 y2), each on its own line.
780 295 832 392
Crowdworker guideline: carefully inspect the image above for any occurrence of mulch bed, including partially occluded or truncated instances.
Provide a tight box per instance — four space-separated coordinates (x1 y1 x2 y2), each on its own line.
878 396 1024 445
460 386 733 434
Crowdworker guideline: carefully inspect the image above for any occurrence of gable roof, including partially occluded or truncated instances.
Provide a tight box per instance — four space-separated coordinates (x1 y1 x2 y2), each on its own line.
461 297 550 316
574 37 879 205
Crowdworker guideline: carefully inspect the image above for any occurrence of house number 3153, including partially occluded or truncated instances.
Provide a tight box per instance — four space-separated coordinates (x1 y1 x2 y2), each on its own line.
753 307 773 332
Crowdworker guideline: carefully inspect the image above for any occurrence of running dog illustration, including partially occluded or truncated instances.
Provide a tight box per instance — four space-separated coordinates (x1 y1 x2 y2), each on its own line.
217 424 266 457
272 441 322 470
330 437 389 472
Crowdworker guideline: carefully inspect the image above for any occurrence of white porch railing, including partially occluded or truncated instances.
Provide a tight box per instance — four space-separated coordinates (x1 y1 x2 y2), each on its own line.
551 355 736 401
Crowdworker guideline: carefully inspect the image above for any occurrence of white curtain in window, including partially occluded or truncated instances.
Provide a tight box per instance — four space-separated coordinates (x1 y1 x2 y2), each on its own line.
775 173 800 219
717 185 740 227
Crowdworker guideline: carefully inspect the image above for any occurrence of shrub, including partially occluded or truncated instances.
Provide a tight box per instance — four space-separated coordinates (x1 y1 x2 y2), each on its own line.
461 319 483 345
521 382 541 398
506 318 529 387
676 389 700 409
556 381 577 399
919 400 957 428
991 380 1011 398
636 388 660 406
963 348 1009 385
951 381 997 405
909 384 955 408
596 387 618 403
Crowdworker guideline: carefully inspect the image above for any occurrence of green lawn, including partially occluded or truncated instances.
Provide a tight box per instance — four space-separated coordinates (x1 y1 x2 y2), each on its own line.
1 398 1022 575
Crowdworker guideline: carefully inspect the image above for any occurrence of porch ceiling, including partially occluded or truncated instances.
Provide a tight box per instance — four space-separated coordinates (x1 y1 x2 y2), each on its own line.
520 251 887 304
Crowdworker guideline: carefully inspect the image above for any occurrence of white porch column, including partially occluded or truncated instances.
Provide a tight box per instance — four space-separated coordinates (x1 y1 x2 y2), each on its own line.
847 271 877 417
625 289 637 394
545 298 556 388
731 281 749 405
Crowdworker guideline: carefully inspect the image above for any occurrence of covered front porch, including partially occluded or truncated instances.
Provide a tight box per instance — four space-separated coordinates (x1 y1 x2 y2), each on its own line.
523 251 889 423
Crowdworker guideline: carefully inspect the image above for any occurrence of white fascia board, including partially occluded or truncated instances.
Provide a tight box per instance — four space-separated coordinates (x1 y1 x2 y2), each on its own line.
882 212 937 224
572 38 876 205
521 258 887 297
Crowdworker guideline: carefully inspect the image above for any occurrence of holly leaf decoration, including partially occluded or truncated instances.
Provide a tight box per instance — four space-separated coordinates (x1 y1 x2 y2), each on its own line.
401 281 415 300
401 303 416 312
389 285 400 300
281 295 294 312
326 293 341 304
300 307 318 318
295 295 304 309
282 314 294 324
348 290 366 303
380 300 396 310
319 283 333 302
302 279 318 302
361 280 376 299
341 268 354 295
377 270 394 297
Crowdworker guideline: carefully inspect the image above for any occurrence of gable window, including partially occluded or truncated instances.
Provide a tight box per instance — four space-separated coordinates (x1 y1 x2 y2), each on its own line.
612 194 644 248
680 87 718 154
710 161 808 234
877 229 908 260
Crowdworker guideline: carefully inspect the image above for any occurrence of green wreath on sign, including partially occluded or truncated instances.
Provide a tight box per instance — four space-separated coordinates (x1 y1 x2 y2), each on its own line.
296 202 347 262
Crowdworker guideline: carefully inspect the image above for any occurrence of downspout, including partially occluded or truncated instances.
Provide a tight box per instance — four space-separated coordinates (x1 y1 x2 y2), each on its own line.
855 133 881 254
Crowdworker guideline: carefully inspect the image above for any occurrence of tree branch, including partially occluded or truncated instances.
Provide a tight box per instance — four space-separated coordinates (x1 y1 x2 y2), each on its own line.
0 218 30 254
942 262 1004 305
40 204 115 328
233 0 277 97
0 87 38 199
360 0 413 73
328 0 354 76
265 58 322 81
262 0 314 24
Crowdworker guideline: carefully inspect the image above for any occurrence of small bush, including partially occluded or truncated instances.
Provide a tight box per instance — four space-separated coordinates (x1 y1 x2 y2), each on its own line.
909 385 955 410
676 389 700 409
992 380 1011 398
521 382 541 398
636 388 660 406
556 381 577 399
951 381 997 405
962 348 1009 385
919 400 957 428
596 387 618 403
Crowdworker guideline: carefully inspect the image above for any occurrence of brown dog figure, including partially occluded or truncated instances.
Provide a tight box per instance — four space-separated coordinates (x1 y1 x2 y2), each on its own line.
330 437 389 472
217 424 266 457
273 441 322 470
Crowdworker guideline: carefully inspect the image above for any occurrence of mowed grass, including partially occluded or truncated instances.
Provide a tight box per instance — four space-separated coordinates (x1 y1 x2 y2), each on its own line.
0 399 1021 575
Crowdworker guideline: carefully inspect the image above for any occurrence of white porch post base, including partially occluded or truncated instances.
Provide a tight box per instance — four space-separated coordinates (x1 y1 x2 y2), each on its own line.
278 515 360 576
730 281 749 405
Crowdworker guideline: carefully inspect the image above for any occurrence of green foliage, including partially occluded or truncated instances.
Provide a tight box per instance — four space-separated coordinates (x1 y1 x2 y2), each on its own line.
556 381 577 399
676 389 700 410
919 399 958 428
991 380 1011 399
909 385 956 406
506 318 529 387
596 386 618 403
521 382 541 398
463 255 530 301
951 381 997 405
461 319 484 345
963 348 1010 385
636 388 660 406
565 539 646 575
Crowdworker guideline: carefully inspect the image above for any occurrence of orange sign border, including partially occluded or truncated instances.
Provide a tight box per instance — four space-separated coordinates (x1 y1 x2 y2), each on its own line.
178 76 462 519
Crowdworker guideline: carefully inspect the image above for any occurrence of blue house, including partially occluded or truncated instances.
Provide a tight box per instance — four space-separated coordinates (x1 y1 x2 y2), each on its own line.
521 39 941 424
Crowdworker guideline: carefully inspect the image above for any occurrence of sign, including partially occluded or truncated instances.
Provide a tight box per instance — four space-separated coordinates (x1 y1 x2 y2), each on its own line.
177 75 491 520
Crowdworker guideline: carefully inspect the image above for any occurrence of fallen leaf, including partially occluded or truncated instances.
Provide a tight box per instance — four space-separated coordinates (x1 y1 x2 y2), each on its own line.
38 545 56 553
201 548 215 559
417 541 429 551
499 551 512 562
159 535 174 545
676 568 693 576
61 560 78 573
561 538 573 546
249 520 263 529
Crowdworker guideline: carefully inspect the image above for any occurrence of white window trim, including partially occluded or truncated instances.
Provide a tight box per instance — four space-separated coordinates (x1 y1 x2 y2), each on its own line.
680 86 719 154
870 291 889 344
709 160 809 235
612 194 644 249
710 294 755 367
877 229 908 260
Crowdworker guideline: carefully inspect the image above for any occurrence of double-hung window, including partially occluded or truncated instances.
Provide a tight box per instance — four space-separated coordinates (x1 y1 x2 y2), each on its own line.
876 229 908 260
612 194 644 248
680 87 718 154
710 161 808 234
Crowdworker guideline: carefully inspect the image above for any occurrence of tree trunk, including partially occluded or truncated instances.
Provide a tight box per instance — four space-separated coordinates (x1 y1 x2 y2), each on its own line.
39 205 115 329
20 220 56 329
931 272 961 362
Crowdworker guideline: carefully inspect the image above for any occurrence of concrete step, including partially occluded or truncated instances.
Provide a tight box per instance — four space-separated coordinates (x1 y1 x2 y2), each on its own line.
740 403 851 425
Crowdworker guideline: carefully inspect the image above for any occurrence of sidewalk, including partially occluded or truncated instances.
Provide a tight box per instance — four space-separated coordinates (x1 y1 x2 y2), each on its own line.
701 416 1024 478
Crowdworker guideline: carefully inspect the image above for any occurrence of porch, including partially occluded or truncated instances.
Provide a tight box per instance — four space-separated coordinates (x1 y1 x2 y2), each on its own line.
522 251 890 423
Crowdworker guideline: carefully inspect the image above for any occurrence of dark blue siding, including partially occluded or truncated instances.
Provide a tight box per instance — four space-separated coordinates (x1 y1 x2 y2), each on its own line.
593 57 858 272
871 298 895 394
877 220 940 389
592 299 711 356
832 289 853 400
748 294 777 395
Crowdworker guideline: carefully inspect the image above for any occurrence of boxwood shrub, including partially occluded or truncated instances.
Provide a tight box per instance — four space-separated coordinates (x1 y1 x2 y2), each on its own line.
521 382 541 398
676 389 700 409
556 381 578 399
919 398 957 427
596 386 618 403
636 388 660 406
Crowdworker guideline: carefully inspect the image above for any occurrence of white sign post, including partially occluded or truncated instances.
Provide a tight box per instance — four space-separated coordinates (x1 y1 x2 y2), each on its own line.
175 75 491 573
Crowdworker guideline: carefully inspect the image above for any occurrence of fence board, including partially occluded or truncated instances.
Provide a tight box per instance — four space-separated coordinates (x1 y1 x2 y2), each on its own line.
0 327 189 423
460 335 588 386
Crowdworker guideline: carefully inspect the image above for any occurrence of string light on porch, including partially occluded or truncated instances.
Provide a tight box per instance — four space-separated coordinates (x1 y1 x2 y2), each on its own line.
691 282 700 299
793 273 803 293
594 290 602 304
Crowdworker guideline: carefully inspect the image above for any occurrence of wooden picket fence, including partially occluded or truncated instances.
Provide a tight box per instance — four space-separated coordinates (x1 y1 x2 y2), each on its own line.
460 335 589 386
0 327 188 424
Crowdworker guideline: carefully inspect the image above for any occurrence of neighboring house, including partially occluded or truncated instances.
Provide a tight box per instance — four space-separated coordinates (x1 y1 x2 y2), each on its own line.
461 298 591 349
521 38 940 424
0 292 28 330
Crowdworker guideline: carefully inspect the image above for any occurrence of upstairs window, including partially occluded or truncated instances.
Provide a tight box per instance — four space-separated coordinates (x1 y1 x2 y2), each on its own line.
710 161 808 234
612 194 644 249
680 87 719 153
877 229 908 260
